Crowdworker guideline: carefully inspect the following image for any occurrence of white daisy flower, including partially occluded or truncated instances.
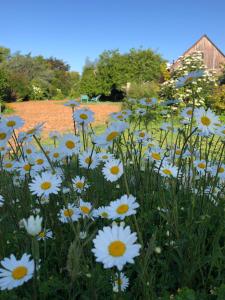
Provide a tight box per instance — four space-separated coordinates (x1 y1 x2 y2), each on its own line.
194 160 210 174
23 144 36 158
0 145 9 155
110 112 126 122
0 195 4 207
37 229 53 241
49 131 61 140
94 122 128 147
108 194 139 220
98 151 115 162
92 224 141 270
1 116 24 130
195 107 219 135
16 160 33 176
29 171 62 197
30 153 49 171
102 159 123 182
146 147 163 162
0 126 12 146
0 253 34 290
72 176 89 193
134 130 150 142
49 148 64 162
26 123 44 137
79 149 100 169
73 108 94 125
2 160 16 173
59 204 81 223
140 98 157 106
59 134 80 156
180 107 194 119
158 162 178 178
23 215 42 236
79 199 92 217
112 272 129 293
64 99 80 108
211 164 225 180
92 206 111 219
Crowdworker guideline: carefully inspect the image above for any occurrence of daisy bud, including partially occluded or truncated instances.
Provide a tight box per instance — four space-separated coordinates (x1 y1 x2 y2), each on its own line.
154 246 162 254
23 215 42 236
79 231 87 239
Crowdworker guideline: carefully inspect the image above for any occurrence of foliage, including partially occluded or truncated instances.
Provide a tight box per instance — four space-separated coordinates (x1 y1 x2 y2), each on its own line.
0 68 11 102
160 52 217 108
0 88 225 299
0 46 80 102
127 81 160 99
207 85 225 113
80 48 165 97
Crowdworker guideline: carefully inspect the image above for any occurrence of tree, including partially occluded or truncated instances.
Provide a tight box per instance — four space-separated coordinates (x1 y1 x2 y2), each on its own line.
0 68 11 102
0 46 10 63
79 48 165 98
79 62 100 97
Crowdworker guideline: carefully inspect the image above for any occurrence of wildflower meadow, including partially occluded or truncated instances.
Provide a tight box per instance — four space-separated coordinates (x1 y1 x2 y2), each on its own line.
0 73 225 299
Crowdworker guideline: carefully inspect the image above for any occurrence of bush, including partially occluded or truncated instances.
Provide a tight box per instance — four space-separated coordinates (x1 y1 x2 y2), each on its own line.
127 81 159 99
207 85 225 113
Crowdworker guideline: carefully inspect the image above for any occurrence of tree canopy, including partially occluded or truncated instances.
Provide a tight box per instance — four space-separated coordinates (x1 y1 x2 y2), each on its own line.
0 45 165 102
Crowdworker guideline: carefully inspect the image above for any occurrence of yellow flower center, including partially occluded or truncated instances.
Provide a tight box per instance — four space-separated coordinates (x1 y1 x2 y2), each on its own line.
117 115 123 119
101 212 108 218
146 99 152 103
12 266 28 280
222 130 225 134
110 166 119 175
102 155 108 159
106 131 119 142
36 159 44 165
80 113 88 120
218 167 224 173
27 128 36 135
0 133 7 140
187 109 192 116
139 132 145 138
23 164 31 171
53 152 59 158
66 140 75 149
108 240 126 257
26 149 32 154
201 116 211 126
175 149 181 155
39 231 45 238
198 163 206 169
85 157 93 165
7 120 16 127
80 206 90 214
76 181 84 189
4 163 12 168
64 209 74 217
163 169 172 175
151 153 161 160
116 204 129 214
40 181 52 190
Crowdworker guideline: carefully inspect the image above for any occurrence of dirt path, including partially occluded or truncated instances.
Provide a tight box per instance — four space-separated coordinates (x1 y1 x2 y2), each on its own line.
7 101 121 136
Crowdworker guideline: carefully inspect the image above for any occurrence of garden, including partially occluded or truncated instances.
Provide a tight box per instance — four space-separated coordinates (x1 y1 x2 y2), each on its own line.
0 49 225 299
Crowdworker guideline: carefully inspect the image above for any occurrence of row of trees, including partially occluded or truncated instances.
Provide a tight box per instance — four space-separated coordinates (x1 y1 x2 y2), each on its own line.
0 46 80 102
0 46 167 103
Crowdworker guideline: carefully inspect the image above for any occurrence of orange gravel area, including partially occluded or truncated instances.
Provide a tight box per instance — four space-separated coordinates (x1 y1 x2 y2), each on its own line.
7 101 121 136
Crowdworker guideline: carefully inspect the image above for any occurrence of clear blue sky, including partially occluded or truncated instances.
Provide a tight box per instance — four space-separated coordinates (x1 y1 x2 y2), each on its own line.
1 0 225 73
